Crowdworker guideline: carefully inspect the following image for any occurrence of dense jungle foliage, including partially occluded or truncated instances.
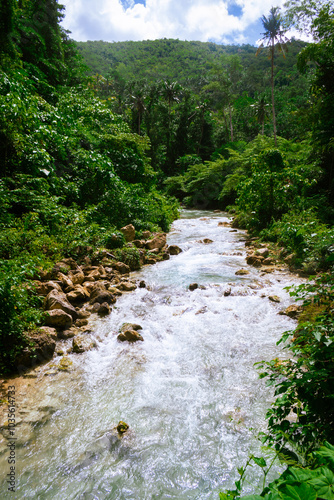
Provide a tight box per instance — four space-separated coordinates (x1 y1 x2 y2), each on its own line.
0 0 334 496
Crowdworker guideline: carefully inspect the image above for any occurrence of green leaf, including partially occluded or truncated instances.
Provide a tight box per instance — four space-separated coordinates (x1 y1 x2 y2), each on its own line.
253 456 267 467
288 466 317 483
283 483 317 500
240 496 263 500
308 467 334 500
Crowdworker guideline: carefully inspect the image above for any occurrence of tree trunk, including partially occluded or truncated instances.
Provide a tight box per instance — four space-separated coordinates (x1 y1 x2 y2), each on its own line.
271 41 277 146
229 104 234 142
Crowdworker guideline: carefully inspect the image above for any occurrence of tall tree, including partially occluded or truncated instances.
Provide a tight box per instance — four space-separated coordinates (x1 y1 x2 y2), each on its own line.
256 7 289 145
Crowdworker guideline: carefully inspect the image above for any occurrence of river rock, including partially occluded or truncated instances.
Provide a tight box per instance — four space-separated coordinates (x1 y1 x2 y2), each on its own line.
72 335 96 353
35 280 62 296
90 287 116 305
117 282 137 292
120 224 136 242
57 272 73 290
44 309 73 329
224 287 232 297
117 330 144 342
278 304 302 318
45 289 78 320
218 222 230 227
15 331 56 368
167 245 183 255
113 262 131 274
58 327 78 339
235 269 250 276
203 238 213 244
246 254 263 267
145 233 167 250
120 323 143 332
189 283 199 291
269 295 281 303
66 285 90 304
132 239 145 248
117 421 129 434
97 302 111 316
68 270 85 285
256 247 270 258
38 326 58 341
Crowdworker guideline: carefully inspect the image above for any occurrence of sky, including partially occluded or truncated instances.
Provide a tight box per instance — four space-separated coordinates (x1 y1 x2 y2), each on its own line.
60 0 290 46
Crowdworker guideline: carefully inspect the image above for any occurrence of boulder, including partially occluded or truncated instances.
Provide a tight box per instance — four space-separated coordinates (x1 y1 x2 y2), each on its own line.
203 238 213 244
167 245 183 255
57 272 73 290
145 233 167 250
66 285 90 304
44 309 73 329
189 283 199 291
69 270 85 285
120 224 135 242
256 247 270 258
139 281 146 288
113 262 131 274
38 326 58 341
72 335 96 354
90 288 116 305
279 304 302 318
15 331 56 368
269 295 281 303
35 280 62 296
142 230 151 239
132 240 145 248
97 302 111 316
58 327 78 340
120 323 143 332
117 330 144 342
75 318 89 327
246 254 263 267
235 269 250 276
45 289 78 320
117 282 137 292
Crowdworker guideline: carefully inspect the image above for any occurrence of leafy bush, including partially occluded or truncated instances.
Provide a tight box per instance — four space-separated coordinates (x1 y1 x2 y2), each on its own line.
114 247 141 270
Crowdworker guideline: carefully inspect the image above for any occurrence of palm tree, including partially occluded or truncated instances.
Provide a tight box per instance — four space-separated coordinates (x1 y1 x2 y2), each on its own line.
256 6 289 145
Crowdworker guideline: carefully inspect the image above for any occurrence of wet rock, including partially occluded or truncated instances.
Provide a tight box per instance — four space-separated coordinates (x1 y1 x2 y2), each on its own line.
108 286 123 296
278 304 302 318
74 318 89 327
45 289 78 320
235 269 250 276
45 309 73 329
68 270 85 285
117 282 137 292
76 309 91 319
269 295 281 303
117 421 129 434
72 335 96 353
246 254 263 267
15 331 56 368
57 272 73 290
120 224 136 242
38 326 58 341
139 280 146 288
58 357 73 371
145 233 167 250
146 257 157 265
66 285 90 304
189 283 199 291
256 247 270 258
120 323 143 332
90 290 115 305
117 330 144 342
203 238 213 244
35 280 62 296
132 239 145 248
218 222 230 227
263 257 274 265
113 262 131 274
58 327 78 340
162 252 170 260
97 302 111 316
224 287 232 297
167 245 183 255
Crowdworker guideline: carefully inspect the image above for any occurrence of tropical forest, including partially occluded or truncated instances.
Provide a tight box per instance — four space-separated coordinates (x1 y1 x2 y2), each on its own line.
0 0 333 498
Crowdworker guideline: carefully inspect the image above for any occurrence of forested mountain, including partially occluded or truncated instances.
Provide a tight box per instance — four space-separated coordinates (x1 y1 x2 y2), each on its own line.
1 2 334 493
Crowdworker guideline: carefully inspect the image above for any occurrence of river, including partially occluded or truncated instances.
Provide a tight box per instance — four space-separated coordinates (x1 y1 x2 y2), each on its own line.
0 210 301 499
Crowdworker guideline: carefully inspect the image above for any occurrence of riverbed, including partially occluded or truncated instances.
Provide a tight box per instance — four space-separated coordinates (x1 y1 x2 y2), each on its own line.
0 210 301 499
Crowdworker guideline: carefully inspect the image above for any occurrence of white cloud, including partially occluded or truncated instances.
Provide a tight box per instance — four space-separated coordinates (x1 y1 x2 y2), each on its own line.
60 0 288 45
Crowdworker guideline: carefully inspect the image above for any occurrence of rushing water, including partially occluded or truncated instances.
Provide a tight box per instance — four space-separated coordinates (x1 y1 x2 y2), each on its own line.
0 210 301 499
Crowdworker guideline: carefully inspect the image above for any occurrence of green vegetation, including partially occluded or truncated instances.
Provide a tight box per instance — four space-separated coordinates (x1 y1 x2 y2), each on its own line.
1 1 333 495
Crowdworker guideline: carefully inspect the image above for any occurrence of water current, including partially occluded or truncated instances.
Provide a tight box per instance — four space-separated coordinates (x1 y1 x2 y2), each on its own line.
0 210 302 499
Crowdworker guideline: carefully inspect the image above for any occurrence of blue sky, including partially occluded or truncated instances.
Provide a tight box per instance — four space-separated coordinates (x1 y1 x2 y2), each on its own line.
60 0 288 46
